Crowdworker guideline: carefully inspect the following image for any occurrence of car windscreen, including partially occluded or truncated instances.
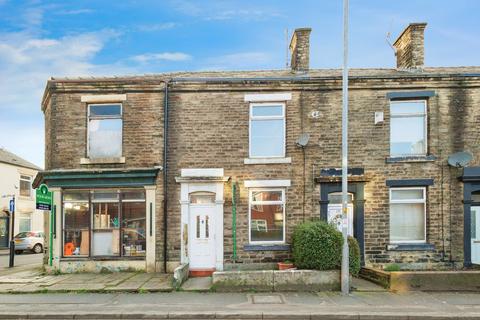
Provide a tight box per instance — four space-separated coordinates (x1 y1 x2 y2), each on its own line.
14 232 34 238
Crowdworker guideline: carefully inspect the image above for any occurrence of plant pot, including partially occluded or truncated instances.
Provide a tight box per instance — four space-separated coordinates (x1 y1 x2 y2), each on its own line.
278 262 295 270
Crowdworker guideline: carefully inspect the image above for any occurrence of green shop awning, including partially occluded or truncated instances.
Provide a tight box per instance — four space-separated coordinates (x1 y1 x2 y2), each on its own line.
33 167 161 189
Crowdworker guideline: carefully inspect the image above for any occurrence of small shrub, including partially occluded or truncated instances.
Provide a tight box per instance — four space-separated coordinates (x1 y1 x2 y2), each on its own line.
348 236 361 276
293 220 362 275
292 220 343 270
384 264 401 272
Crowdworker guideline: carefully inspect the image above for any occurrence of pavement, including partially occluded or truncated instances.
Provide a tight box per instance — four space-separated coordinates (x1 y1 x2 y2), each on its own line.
0 291 480 319
0 250 43 269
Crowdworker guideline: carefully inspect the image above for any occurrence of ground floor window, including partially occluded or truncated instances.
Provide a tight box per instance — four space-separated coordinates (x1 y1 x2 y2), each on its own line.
389 187 426 243
62 189 146 258
18 217 31 233
249 189 285 243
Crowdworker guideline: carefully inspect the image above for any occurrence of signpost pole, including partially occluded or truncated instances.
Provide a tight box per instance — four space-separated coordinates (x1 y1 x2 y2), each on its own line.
36 184 53 267
49 191 53 267
8 195 15 268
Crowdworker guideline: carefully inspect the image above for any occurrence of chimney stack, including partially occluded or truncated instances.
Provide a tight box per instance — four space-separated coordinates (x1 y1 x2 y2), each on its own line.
289 28 311 72
393 23 427 69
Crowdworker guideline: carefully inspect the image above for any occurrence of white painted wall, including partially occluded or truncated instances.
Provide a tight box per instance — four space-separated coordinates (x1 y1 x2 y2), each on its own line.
0 162 44 240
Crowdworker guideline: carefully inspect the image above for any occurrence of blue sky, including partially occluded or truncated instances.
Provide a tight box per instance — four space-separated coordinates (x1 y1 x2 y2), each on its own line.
0 0 478 168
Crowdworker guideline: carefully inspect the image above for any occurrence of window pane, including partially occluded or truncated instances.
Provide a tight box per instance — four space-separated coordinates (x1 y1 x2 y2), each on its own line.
92 202 120 256
190 192 215 204
64 202 89 229
252 105 283 117
390 116 425 155
328 192 354 204
391 101 425 115
64 230 90 256
122 190 145 201
391 189 424 200
63 202 89 256
89 104 121 116
89 119 122 158
250 119 284 157
122 202 146 257
64 192 89 202
92 191 119 202
390 203 425 241
19 218 31 232
250 204 284 242
20 179 31 197
251 191 283 202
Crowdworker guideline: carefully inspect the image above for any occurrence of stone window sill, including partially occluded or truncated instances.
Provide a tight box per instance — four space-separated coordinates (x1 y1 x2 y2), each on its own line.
61 256 145 261
387 243 435 251
244 157 291 165
386 155 437 163
80 157 125 165
244 244 290 251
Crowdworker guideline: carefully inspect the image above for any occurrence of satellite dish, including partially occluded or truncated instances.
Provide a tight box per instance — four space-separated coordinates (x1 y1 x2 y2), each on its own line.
447 151 473 168
296 133 310 147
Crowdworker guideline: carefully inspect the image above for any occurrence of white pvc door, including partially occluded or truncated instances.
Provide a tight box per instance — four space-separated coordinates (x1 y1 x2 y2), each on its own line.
328 203 354 237
471 206 480 264
189 205 216 269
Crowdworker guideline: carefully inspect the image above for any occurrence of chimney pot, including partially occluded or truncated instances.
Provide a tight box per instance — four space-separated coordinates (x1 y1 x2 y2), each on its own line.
393 23 427 69
289 28 312 72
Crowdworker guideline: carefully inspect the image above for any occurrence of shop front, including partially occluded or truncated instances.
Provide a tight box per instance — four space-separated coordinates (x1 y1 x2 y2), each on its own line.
33 168 159 273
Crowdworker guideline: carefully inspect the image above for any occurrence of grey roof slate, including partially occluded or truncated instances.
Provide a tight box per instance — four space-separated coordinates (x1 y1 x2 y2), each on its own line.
0 148 41 171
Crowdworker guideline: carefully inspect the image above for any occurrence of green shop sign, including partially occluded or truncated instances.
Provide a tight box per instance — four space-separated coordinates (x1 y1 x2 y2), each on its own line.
36 184 52 211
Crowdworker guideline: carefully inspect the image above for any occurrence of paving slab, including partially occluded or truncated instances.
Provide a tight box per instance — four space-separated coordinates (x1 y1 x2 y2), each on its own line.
181 277 212 292
140 274 173 292
47 282 106 291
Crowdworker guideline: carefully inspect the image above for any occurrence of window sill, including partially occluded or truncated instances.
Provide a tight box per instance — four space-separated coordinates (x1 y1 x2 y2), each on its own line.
80 157 126 165
244 244 290 251
61 256 145 261
387 243 435 251
386 155 437 163
244 157 291 165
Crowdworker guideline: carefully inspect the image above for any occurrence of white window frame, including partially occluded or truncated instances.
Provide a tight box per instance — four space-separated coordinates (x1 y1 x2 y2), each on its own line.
249 102 286 158
389 187 427 244
248 188 286 244
87 103 123 159
19 175 32 198
390 99 427 157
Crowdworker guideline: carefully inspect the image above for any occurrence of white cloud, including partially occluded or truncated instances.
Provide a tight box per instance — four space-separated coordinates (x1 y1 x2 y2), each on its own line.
55 8 94 15
136 22 178 32
130 52 192 63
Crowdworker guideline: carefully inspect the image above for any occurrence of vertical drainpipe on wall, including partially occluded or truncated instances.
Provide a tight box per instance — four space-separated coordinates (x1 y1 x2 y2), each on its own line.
232 181 237 262
163 80 169 273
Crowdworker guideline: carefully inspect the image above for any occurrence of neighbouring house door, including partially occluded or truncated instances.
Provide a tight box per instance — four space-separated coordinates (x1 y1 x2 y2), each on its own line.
189 205 216 270
0 217 8 248
471 206 480 264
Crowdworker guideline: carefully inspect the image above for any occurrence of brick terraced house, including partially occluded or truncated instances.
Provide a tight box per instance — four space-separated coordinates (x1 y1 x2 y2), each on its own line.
34 23 480 274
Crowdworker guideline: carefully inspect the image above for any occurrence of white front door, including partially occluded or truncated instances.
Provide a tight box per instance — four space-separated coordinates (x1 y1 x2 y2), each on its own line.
328 203 354 237
189 205 216 269
471 206 480 264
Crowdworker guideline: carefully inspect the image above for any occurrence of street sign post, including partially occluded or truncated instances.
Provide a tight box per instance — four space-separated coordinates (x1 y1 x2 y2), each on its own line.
35 184 54 266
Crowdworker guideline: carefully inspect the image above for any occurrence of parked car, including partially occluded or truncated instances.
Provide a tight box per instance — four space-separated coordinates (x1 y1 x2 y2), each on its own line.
14 231 45 254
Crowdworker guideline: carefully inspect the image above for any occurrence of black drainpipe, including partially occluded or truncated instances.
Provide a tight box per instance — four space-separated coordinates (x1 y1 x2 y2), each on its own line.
163 80 169 273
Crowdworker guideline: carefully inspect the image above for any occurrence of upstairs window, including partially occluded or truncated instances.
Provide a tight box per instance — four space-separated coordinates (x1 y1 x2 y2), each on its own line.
390 100 427 156
88 104 122 159
249 103 285 158
19 175 32 197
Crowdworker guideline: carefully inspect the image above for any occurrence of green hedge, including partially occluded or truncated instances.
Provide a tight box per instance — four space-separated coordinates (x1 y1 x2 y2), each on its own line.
292 220 361 275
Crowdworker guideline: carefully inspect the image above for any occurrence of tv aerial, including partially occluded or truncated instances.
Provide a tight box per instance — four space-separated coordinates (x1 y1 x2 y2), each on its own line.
447 151 473 168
